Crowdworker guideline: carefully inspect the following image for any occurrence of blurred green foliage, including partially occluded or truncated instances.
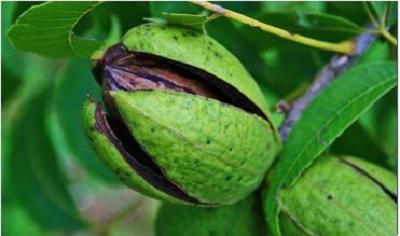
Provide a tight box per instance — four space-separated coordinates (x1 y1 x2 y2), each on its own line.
155 194 267 236
2 2 397 235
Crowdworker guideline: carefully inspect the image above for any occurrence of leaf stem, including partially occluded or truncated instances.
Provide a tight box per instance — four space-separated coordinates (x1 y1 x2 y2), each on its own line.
192 1 356 54
380 27 397 46
362 2 397 46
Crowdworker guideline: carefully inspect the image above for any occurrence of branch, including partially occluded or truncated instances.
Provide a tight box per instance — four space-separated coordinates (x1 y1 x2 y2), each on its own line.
278 28 376 142
192 1 356 54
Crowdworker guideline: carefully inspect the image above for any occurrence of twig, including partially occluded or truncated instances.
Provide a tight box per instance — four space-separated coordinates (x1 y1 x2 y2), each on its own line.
278 27 376 142
192 1 356 54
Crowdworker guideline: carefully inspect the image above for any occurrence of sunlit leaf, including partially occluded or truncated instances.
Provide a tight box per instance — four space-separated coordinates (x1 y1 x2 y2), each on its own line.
8 2 103 58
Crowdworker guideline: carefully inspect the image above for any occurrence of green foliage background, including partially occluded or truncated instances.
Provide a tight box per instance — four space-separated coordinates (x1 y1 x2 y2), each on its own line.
2 2 397 235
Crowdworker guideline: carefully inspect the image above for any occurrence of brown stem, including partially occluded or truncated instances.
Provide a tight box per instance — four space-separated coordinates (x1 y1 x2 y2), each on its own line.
278 27 376 142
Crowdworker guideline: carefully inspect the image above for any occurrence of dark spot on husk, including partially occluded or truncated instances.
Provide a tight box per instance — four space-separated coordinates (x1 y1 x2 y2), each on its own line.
214 52 222 58
266 142 271 150
331 219 339 224
348 221 355 228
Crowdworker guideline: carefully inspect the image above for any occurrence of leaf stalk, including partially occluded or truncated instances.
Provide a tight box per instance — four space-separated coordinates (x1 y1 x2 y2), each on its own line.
192 1 356 54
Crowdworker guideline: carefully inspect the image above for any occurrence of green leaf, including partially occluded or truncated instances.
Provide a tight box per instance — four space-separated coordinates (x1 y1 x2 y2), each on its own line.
326 2 369 26
7 2 103 58
237 11 363 97
330 40 395 169
150 2 201 17
386 2 397 28
354 41 396 170
359 89 397 171
4 90 85 231
2 2 25 104
258 48 329 96
206 18 276 93
369 2 397 27
155 195 266 236
356 40 392 65
218 2 262 15
90 14 123 60
51 59 118 182
265 62 397 236
104 15 122 45
162 13 207 31
260 2 326 13
370 2 386 19
88 2 150 39
2 57 85 231
2 54 54 162
2 2 23 78
330 121 388 167
3 203 45 235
